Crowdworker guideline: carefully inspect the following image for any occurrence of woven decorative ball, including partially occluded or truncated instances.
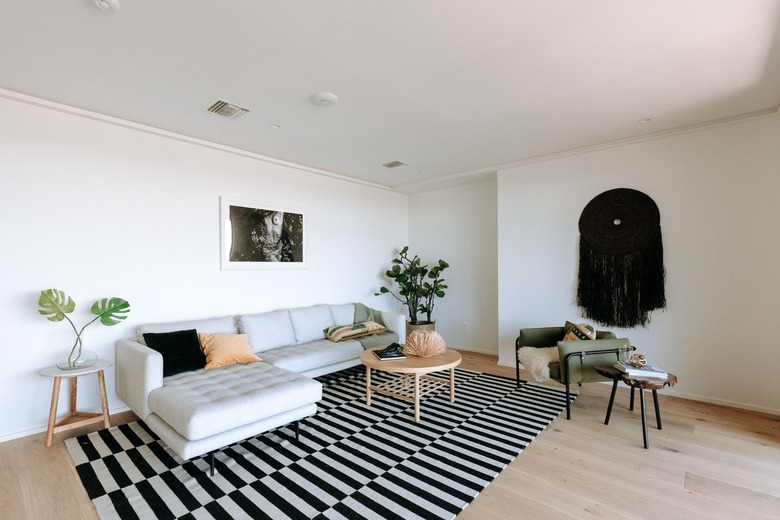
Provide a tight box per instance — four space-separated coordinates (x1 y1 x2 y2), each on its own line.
404 330 446 357
629 353 647 368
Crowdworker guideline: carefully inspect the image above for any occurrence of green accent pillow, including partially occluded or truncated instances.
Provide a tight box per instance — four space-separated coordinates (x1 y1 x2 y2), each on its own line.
324 321 387 342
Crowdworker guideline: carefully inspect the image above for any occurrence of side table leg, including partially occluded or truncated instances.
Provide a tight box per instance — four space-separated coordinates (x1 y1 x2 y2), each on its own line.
639 389 649 449
652 389 662 430
604 379 618 425
629 386 635 411
365 366 372 406
97 369 111 428
413 374 420 422
69 377 78 417
45 377 62 447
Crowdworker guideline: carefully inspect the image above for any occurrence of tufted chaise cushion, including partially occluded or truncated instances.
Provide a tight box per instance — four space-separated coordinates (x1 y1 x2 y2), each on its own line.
147 362 322 441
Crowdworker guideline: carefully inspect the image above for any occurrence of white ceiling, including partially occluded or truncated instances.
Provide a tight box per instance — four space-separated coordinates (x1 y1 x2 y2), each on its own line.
2 1 779 192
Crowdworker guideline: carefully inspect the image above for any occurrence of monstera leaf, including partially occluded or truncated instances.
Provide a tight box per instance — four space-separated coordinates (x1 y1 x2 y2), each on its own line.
38 289 76 322
91 297 131 326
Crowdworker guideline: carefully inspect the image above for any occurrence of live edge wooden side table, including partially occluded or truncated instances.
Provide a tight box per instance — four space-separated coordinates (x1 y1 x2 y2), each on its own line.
39 359 112 447
594 364 678 449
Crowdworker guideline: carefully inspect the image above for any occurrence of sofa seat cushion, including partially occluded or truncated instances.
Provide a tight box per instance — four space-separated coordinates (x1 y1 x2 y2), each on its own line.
148 362 322 441
260 339 363 374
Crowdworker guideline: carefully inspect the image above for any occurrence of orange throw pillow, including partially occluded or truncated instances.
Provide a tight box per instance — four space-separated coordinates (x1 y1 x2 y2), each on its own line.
198 332 262 369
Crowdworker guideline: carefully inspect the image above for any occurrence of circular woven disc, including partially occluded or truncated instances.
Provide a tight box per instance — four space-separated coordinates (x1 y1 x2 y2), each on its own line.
579 188 659 255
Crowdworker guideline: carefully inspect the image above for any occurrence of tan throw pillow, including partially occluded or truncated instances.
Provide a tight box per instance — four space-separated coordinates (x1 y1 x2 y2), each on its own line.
563 323 596 341
198 332 262 369
324 321 388 342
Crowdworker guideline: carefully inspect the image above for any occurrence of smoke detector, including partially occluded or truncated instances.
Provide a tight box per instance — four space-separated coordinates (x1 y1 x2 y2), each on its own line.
93 0 121 11
207 100 251 120
310 92 339 106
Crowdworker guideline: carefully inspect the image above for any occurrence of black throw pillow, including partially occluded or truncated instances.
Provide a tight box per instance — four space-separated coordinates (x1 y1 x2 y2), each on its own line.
142 329 207 377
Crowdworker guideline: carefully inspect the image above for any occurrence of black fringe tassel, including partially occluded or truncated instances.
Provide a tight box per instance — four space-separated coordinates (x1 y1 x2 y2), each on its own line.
577 228 666 328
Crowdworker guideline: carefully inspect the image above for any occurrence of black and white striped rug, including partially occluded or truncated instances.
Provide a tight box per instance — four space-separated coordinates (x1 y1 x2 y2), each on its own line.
66 366 574 519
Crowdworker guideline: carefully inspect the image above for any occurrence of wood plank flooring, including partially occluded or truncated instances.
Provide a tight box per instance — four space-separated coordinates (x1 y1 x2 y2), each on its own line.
1 350 777 519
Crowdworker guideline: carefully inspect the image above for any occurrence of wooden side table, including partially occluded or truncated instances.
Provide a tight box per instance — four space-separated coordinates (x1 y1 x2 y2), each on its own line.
593 364 678 449
39 359 112 447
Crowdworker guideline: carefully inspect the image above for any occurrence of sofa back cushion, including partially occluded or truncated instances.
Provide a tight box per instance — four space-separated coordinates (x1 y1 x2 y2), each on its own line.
239 310 296 352
289 304 335 344
136 316 237 345
329 303 355 326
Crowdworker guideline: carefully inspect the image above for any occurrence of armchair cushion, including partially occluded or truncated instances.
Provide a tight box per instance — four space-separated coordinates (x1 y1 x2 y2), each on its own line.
563 322 596 341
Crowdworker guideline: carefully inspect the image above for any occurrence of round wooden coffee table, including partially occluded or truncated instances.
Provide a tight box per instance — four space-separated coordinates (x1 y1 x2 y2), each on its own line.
360 347 462 422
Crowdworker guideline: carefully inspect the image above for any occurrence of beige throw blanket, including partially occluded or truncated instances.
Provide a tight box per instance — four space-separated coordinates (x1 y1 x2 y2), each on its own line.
517 346 559 382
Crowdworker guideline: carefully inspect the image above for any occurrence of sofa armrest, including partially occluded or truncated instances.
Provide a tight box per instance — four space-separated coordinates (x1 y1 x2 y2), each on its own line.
115 338 164 420
379 311 406 340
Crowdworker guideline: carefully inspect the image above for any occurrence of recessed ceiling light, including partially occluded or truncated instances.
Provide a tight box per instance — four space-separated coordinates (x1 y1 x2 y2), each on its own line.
639 118 652 123
310 92 339 106
382 160 408 169
93 0 120 11
270 124 281 129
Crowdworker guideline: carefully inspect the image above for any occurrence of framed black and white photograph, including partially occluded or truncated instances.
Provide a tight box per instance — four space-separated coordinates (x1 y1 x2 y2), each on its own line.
220 197 306 269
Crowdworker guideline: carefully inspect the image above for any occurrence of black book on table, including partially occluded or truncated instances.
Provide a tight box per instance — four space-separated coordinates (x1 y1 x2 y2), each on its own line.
373 350 406 360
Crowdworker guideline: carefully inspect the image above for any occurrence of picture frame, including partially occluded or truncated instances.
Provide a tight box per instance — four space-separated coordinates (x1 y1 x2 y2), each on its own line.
220 197 306 270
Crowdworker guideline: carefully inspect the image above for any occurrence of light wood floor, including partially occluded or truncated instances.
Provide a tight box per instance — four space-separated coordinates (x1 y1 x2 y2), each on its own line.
1 351 778 519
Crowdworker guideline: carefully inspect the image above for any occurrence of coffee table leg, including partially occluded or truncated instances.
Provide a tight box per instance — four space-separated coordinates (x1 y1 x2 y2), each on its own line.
414 374 420 422
639 389 649 449
365 366 372 406
652 389 662 430
449 367 455 402
604 379 618 425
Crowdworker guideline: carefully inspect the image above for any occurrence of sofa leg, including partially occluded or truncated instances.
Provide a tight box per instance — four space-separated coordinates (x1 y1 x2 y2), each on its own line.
295 420 300 441
209 451 216 476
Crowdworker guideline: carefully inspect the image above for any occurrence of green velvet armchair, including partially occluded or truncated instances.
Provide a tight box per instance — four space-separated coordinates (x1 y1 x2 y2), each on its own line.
515 325 631 419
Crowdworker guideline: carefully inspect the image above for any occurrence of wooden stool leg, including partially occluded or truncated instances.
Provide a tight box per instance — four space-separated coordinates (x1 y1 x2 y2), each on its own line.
45 377 62 447
69 377 78 416
97 370 111 428
604 379 618 425
652 389 662 430
639 389 649 449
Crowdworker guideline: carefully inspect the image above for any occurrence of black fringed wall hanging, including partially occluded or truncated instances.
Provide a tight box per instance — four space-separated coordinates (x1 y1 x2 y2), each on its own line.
577 188 666 328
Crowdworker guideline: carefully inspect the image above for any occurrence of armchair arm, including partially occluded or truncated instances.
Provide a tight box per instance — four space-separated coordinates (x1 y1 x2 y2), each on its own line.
558 337 631 384
115 337 164 420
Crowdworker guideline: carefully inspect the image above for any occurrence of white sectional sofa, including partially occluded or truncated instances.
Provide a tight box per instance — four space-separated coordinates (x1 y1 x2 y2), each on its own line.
115 303 404 469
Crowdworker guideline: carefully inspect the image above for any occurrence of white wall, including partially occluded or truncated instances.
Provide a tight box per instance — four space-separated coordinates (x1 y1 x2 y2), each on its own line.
497 113 780 415
409 178 498 353
0 95 408 441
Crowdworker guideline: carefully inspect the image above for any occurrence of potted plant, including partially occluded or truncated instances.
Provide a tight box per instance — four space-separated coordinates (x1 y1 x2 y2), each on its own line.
374 246 449 333
38 289 131 369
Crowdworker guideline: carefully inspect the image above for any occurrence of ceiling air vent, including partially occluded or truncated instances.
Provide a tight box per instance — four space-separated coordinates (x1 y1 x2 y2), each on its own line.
207 100 251 120
382 160 408 169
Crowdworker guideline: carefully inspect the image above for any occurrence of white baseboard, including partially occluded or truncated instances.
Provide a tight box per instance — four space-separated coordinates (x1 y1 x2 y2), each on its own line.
0 405 131 444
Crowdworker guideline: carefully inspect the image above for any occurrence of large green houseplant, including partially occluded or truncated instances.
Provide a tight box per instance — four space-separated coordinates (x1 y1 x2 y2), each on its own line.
38 289 131 369
374 246 449 327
